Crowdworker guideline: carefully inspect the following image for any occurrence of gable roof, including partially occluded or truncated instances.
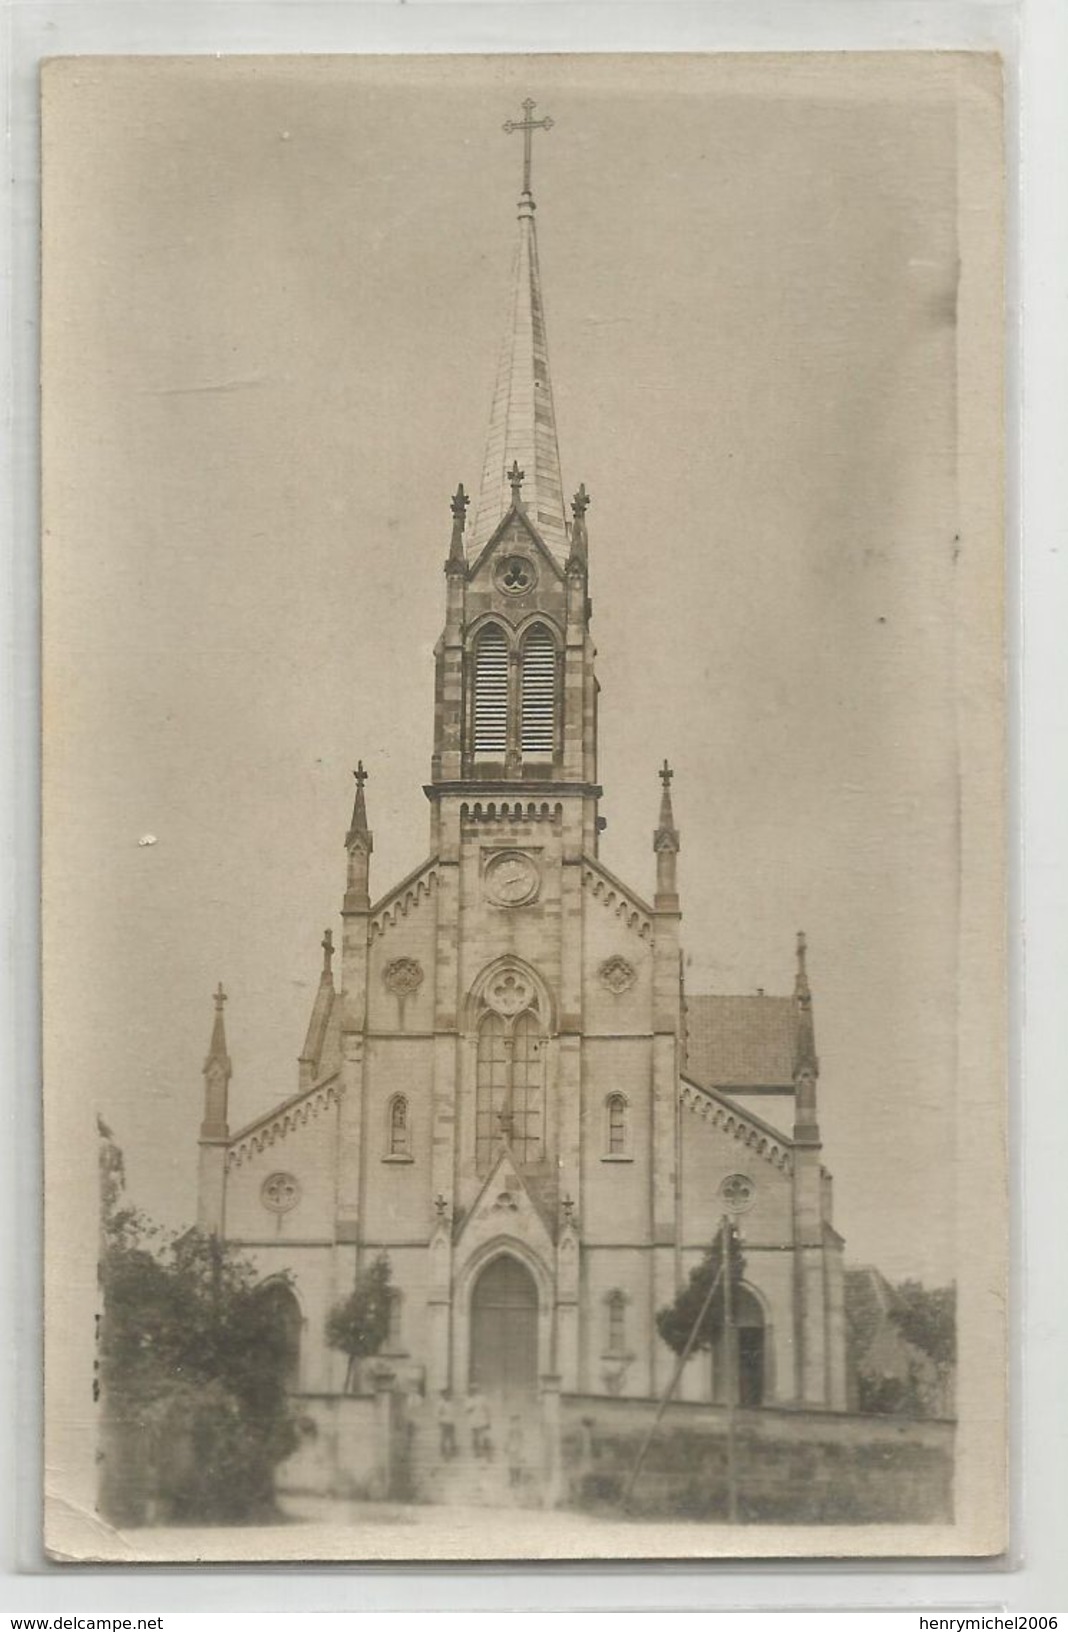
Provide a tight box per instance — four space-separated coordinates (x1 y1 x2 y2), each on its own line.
685 993 797 1091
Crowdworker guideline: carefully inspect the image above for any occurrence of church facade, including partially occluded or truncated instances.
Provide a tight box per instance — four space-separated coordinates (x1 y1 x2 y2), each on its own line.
195 119 848 1417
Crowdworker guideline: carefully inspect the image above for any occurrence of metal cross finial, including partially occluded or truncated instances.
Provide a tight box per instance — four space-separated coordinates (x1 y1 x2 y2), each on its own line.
508 460 525 504
659 760 674 788
213 982 227 1012
450 483 469 525
503 98 554 196
354 761 368 791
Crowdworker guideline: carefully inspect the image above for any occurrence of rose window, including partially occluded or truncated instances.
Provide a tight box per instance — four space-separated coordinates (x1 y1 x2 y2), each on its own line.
261 1172 301 1213
719 1173 756 1213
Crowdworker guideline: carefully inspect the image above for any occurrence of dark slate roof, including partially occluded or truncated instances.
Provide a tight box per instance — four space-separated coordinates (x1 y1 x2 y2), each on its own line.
684 994 797 1091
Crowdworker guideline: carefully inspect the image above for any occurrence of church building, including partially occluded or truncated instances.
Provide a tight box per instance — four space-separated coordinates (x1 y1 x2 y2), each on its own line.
195 107 849 1419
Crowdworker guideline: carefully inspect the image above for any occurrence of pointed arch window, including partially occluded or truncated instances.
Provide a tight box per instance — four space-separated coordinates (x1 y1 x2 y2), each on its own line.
385 1288 405 1354
475 1006 545 1173
520 624 557 756
473 624 509 757
605 1289 629 1357
385 1093 412 1160
603 1092 630 1159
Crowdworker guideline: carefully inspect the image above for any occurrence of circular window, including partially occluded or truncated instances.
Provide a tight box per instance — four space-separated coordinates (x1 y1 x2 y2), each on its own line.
261 1172 301 1213
719 1173 756 1214
495 555 537 595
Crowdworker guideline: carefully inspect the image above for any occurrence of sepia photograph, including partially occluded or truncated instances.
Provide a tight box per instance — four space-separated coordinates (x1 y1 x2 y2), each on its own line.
41 52 1005 1562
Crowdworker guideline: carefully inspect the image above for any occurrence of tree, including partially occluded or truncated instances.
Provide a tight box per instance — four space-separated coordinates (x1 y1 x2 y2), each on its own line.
889 1279 956 1412
656 1223 746 1357
325 1254 394 1392
98 1123 299 1523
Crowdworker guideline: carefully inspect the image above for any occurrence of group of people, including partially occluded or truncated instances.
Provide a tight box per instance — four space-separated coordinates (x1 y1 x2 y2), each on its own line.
435 1387 528 1488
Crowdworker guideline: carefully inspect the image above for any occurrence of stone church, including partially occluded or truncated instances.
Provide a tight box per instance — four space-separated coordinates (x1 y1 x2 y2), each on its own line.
195 113 848 1420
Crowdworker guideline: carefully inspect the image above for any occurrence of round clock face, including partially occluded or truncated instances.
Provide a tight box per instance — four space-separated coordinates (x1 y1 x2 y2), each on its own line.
485 850 540 907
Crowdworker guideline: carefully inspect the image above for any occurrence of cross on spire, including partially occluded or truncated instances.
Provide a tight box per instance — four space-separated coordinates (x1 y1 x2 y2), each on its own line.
354 761 367 791
502 98 554 197
508 460 525 504
213 982 227 1012
659 760 674 789
321 928 334 980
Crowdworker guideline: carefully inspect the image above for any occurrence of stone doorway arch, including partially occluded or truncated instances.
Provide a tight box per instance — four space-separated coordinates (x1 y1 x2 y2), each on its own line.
468 1254 539 1407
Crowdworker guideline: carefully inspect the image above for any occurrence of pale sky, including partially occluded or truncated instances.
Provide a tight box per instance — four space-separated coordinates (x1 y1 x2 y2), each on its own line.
44 53 987 1285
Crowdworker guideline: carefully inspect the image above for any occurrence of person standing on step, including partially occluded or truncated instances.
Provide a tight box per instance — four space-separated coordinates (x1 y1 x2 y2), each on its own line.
465 1386 492 1460
436 1389 457 1461
505 1414 526 1491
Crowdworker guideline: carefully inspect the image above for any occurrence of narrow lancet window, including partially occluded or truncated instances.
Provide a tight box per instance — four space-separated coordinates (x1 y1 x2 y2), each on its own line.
520 625 556 755
606 1092 627 1156
387 1094 411 1158
473 625 509 756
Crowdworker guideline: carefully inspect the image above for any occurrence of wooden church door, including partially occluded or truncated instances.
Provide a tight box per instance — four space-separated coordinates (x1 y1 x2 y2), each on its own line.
469 1255 539 1403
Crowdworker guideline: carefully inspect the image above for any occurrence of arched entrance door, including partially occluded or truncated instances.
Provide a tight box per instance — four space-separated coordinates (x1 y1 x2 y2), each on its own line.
713 1285 767 1407
469 1254 539 1405
256 1280 302 1392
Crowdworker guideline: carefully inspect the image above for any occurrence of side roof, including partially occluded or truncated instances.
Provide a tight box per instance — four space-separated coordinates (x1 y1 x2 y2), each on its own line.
685 993 797 1092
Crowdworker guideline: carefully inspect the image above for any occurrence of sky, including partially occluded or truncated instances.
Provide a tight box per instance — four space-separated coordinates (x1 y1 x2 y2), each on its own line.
43 53 983 1285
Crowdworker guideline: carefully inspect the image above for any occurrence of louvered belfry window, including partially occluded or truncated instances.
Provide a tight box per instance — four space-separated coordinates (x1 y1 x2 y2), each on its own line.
473 625 509 756
521 625 556 754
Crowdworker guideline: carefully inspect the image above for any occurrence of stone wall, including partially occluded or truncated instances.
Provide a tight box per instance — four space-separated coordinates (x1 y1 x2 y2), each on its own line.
278 1389 401 1501
559 1394 954 1524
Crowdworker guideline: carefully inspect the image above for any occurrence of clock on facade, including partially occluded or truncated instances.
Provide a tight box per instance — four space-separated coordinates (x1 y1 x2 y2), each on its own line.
484 850 540 907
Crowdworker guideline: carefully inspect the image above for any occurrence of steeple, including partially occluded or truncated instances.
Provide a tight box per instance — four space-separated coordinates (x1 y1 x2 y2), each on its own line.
653 760 681 911
200 982 232 1140
344 762 373 912
467 100 568 561
792 931 821 1145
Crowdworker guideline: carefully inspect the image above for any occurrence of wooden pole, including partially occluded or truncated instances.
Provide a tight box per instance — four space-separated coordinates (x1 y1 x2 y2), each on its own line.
622 1255 725 1510
722 1213 739 1523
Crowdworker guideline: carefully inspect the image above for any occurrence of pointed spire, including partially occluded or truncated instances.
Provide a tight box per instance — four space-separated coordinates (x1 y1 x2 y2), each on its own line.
656 757 682 848
346 761 371 849
653 761 681 910
793 931 820 1144
447 483 468 572
467 106 567 561
343 764 373 913
200 983 231 1140
205 982 230 1069
793 930 819 1076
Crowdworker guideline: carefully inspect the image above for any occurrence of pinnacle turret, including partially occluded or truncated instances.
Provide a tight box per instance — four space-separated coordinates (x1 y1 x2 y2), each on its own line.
447 483 468 572
653 761 681 910
792 931 821 1145
344 763 373 912
200 982 232 1140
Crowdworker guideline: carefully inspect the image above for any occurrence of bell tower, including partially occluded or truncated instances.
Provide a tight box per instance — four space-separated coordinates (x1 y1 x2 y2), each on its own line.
426 101 601 858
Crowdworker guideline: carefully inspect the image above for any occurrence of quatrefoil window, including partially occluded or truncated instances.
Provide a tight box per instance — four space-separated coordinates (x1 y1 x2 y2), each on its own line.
261 1172 301 1213
495 555 537 594
719 1173 756 1214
